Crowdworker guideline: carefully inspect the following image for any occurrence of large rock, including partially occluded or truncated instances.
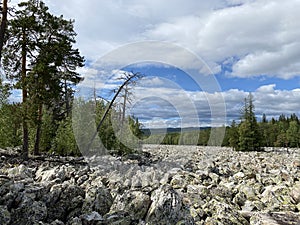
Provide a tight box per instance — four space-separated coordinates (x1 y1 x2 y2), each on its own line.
110 190 151 220
7 164 33 180
46 184 85 222
145 184 194 225
82 185 113 216
0 146 299 224
260 185 295 211
10 196 47 224
0 205 10 225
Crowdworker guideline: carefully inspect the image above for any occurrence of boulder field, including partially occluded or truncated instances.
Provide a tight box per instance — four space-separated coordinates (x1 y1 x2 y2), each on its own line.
0 145 299 225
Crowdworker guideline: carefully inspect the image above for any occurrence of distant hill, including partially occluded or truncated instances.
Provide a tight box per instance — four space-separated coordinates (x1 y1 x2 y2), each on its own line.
141 127 210 135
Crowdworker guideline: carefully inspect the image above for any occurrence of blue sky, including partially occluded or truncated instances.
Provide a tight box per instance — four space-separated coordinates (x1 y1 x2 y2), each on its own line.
124 63 300 92
9 0 300 128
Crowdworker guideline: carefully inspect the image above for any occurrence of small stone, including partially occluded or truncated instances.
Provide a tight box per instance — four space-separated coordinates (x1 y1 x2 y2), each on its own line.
233 172 245 180
81 211 103 222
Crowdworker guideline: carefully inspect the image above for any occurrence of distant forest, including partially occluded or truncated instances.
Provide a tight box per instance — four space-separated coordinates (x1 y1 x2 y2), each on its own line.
143 94 300 151
143 113 300 149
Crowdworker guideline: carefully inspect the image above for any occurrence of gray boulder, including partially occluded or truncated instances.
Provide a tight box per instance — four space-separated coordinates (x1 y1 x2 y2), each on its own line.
145 184 194 225
0 205 10 225
110 190 151 220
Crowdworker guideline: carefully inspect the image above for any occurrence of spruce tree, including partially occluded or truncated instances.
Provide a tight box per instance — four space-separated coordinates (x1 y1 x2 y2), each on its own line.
228 120 239 150
237 93 262 151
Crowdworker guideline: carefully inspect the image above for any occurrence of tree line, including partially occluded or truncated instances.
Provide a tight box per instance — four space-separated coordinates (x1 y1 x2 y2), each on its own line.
143 94 300 151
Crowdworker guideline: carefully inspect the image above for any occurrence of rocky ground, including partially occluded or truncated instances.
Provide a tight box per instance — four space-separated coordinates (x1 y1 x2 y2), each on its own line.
0 145 299 225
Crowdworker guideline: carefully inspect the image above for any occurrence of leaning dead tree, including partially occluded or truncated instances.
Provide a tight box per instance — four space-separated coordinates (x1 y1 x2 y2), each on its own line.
86 71 142 152
0 0 8 62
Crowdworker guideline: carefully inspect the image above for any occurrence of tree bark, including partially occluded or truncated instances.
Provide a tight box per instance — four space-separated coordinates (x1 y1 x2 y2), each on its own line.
121 84 128 125
21 28 29 160
34 103 43 155
0 0 8 62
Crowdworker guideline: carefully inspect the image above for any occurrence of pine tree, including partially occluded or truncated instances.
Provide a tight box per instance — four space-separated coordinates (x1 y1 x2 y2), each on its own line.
2 0 84 157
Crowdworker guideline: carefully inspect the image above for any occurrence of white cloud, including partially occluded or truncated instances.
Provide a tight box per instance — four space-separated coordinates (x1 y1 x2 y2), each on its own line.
256 84 276 93
11 0 300 79
123 83 299 128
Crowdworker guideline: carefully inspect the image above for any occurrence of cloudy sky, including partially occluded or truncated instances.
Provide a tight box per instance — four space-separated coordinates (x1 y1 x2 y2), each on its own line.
11 0 300 128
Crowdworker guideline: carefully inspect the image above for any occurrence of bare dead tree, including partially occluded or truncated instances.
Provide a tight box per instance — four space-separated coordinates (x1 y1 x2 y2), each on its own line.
86 71 142 152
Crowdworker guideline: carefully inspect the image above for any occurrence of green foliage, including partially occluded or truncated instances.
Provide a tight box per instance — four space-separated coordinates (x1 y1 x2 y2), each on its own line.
51 117 80 156
141 94 300 150
96 101 136 155
286 121 299 147
71 98 138 156
0 103 22 148
236 93 262 151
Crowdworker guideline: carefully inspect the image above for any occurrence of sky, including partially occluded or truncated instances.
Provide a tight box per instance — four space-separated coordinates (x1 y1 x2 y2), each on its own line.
8 0 300 128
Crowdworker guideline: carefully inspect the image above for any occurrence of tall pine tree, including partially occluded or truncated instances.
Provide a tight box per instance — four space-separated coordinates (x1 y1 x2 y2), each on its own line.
2 0 84 158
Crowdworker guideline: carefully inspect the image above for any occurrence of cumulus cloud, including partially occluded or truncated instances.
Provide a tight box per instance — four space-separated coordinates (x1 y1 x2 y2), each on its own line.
41 0 300 79
123 83 299 128
7 0 299 79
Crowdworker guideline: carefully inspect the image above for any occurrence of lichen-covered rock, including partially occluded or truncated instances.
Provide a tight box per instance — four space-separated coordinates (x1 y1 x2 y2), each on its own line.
10 197 47 224
82 185 113 216
36 164 76 184
0 205 10 225
110 190 151 220
146 184 194 225
0 146 299 224
260 185 295 211
67 217 82 225
202 199 249 225
103 211 132 225
7 164 33 180
80 211 103 224
46 184 85 222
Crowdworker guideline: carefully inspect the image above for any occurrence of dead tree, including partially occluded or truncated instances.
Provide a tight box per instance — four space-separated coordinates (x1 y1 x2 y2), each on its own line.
86 71 142 152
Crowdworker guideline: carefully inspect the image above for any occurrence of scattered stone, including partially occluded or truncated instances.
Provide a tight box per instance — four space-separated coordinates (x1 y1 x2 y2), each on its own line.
0 146 299 224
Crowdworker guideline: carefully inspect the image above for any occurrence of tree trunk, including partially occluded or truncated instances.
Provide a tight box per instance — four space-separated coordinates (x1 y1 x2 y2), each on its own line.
65 79 70 117
121 84 128 125
34 103 43 155
21 28 29 160
0 0 8 62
